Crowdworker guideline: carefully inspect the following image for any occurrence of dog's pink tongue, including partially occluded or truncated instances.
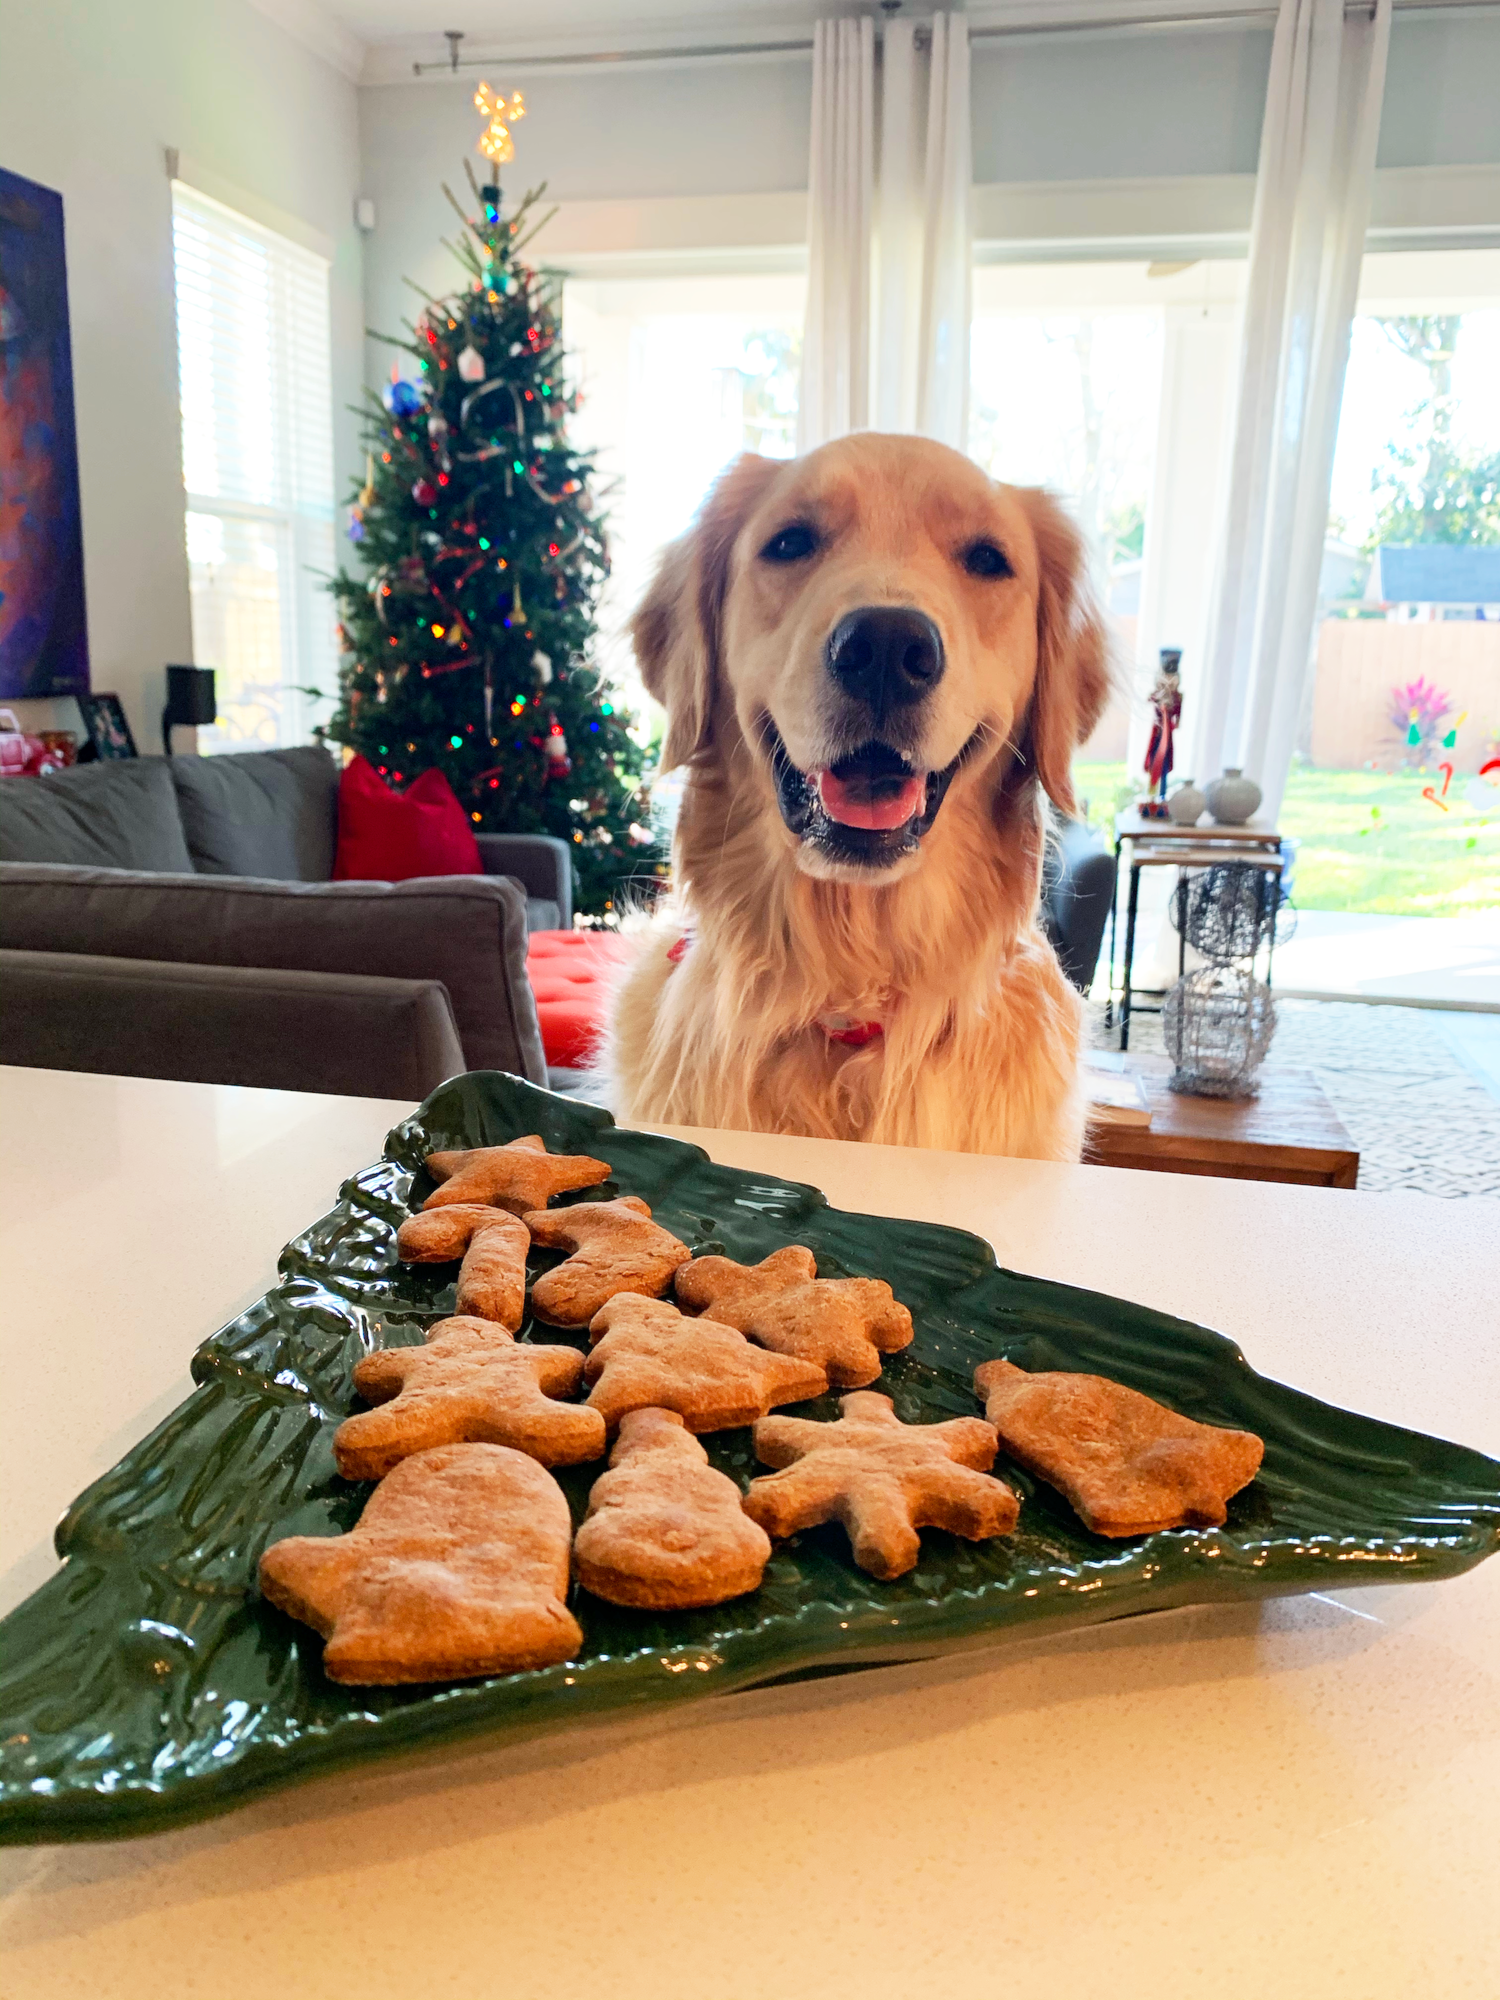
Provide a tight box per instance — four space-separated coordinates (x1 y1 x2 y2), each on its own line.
816 768 925 831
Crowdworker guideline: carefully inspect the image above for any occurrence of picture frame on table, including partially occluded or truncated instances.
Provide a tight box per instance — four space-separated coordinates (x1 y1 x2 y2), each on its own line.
75 692 137 761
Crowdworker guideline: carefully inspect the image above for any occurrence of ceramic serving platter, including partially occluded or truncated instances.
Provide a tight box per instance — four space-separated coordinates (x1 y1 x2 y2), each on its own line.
3 1073 1498 1845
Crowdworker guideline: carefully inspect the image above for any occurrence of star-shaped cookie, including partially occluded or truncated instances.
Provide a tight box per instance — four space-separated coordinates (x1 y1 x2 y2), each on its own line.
974 1359 1264 1537
583 1293 827 1432
396 1205 529 1329
334 1315 606 1480
422 1134 612 1214
573 1407 773 1609
675 1246 913 1388
259 1441 581 1685
524 1196 692 1325
744 1390 1019 1579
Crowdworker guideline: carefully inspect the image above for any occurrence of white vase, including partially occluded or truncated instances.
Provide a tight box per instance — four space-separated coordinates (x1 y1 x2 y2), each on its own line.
1167 780 1206 826
1206 768 1263 825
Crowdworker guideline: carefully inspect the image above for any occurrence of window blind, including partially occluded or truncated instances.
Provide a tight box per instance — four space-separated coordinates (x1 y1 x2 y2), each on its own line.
171 182 336 752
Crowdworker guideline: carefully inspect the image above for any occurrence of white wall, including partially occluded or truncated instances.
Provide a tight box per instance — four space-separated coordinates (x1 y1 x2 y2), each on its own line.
0 0 362 751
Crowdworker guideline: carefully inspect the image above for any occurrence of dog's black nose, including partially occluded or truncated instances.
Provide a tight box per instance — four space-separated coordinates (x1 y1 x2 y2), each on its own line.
825 607 945 722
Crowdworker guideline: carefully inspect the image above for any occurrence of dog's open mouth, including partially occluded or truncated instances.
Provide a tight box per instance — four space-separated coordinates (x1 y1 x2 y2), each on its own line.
768 731 965 868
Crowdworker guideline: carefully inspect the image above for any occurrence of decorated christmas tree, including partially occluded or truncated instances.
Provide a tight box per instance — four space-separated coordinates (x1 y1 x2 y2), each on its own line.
326 143 662 916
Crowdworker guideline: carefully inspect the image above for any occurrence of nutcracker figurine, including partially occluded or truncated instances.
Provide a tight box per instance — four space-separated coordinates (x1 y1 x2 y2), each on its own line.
1141 648 1182 819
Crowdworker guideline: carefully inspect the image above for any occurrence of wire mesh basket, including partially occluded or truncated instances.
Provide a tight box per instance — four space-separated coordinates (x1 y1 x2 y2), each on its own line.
1168 862 1286 963
1163 967 1277 1099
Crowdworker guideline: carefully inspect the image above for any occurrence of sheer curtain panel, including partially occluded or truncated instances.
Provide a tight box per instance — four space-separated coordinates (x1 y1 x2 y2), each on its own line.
1191 0 1393 820
800 12 972 453
798 17 875 450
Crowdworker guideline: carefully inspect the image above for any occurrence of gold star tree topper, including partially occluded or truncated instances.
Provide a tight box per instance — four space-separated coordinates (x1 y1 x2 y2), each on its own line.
474 83 526 167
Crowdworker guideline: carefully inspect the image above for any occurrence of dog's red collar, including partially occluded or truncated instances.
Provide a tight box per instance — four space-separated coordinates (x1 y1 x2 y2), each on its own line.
665 932 885 1047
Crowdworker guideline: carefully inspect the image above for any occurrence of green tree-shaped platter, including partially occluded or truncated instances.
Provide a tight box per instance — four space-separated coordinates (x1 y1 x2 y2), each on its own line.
3 1073 1497 1843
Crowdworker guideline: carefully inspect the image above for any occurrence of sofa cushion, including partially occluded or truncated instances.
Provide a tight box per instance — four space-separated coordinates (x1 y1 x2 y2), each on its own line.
0 862 547 1084
333 755 482 883
0 759 194 872
525 927 635 1069
168 744 339 880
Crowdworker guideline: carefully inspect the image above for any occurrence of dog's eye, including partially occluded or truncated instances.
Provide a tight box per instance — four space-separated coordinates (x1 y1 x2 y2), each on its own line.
963 540 1013 579
759 522 819 565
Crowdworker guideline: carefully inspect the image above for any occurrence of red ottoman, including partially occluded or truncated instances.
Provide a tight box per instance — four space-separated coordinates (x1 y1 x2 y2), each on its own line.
526 929 636 1072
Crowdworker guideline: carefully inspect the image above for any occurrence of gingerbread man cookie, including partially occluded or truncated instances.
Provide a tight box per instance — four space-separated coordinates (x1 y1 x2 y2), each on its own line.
422 1134 611 1215
744 1390 1018 1580
584 1293 827 1432
334 1316 606 1481
573 1408 773 1609
974 1359 1264 1537
396 1204 529 1329
676 1245 913 1389
259 1442 581 1684
524 1196 692 1326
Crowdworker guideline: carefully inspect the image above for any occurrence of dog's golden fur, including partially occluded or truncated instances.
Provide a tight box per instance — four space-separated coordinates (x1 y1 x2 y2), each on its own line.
603 434 1111 1160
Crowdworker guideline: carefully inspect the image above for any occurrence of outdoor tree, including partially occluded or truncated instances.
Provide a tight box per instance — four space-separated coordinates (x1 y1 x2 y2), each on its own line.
326 165 664 915
1367 314 1500 549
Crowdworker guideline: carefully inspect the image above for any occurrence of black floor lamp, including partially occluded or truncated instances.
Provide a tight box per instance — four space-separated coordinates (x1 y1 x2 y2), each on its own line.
162 665 216 754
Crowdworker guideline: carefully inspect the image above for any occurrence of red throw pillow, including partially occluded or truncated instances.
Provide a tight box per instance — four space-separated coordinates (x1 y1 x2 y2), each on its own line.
333 755 482 882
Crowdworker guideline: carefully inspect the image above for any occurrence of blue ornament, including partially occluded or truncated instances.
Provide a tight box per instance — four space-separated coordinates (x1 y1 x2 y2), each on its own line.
382 377 425 417
347 516 366 543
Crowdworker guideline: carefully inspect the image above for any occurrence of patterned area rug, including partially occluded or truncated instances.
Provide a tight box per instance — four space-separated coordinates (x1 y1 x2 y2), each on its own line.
1091 999 1500 1201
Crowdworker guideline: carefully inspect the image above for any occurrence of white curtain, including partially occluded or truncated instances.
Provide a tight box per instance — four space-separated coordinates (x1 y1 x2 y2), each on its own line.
1191 0 1392 821
799 16 875 451
799 13 972 453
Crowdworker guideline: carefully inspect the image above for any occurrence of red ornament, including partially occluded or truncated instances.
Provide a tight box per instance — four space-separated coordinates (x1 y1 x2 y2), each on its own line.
412 478 439 507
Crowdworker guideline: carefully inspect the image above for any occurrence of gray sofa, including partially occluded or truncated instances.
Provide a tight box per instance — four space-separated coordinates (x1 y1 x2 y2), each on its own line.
0 747 573 1099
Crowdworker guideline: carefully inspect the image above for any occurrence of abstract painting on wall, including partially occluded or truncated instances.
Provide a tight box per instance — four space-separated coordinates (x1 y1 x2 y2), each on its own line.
0 166 89 699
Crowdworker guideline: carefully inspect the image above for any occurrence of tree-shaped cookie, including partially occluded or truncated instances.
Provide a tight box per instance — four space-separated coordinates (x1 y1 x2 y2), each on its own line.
396 1205 529 1328
573 1408 773 1609
584 1294 826 1432
974 1359 1264 1537
259 1442 581 1684
422 1133 611 1214
525 1196 692 1325
676 1246 913 1389
334 1315 606 1480
744 1391 1019 1580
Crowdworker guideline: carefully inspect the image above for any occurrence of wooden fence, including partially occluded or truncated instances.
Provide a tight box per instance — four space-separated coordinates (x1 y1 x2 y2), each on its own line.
1308 619 1500 773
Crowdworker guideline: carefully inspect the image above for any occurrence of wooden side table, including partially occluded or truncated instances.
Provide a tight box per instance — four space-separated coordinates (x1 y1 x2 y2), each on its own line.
1107 811 1287 1051
1087 1055 1360 1188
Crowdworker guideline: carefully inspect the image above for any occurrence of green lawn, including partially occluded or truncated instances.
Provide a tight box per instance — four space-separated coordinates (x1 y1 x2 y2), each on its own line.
1072 761 1500 917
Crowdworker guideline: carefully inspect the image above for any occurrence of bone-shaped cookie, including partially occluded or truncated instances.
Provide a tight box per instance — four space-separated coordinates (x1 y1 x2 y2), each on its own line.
259 1442 581 1684
675 1245 913 1388
744 1390 1018 1579
334 1315 605 1480
974 1359 1264 1537
573 1407 772 1609
422 1133 611 1214
396 1204 529 1328
524 1196 692 1325
584 1293 826 1432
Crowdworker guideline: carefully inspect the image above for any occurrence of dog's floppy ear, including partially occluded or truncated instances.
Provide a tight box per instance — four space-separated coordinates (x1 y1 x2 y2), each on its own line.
631 452 782 770
1015 487 1113 818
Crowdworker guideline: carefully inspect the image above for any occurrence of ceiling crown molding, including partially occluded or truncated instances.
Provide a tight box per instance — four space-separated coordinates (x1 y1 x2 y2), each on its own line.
244 0 366 81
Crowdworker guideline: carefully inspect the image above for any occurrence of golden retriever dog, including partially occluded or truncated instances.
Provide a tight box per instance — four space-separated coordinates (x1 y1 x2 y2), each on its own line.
604 433 1111 1160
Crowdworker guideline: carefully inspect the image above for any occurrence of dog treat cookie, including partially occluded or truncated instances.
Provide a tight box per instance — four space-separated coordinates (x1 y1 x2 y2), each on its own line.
423 1134 611 1215
676 1245 913 1389
744 1390 1018 1580
259 1442 581 1685
525 1196 692 1326
584 1293 827 1432
974 1359 1264 1537
396 1204 529 1330
573 1408 773 1609
334 1316 606 1481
